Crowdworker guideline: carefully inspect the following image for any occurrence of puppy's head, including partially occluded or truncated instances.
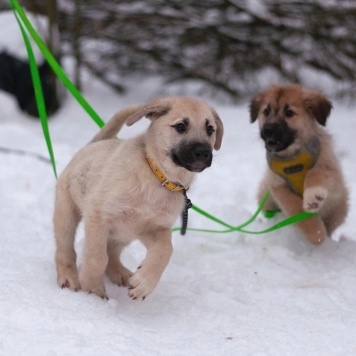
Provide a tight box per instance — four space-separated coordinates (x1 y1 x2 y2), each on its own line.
249 84 332 154
126 97 224 173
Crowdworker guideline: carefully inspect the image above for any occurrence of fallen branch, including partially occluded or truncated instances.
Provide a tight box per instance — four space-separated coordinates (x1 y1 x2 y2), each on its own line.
0 146 51 164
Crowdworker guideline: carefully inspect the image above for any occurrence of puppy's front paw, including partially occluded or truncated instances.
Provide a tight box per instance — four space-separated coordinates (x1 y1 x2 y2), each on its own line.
128 271 158 301
83 285 108 300
56 258 80 291
58 275 80 292
297 216 327 245
303 187 327 212
57 268 80 291
107 265 133 287
80 278 108 300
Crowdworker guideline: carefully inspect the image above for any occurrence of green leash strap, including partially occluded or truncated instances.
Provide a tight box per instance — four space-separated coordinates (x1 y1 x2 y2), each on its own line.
9 0 105 129
191 204 234 229
173 190 317 235
10 0 317 235
12 10 57 178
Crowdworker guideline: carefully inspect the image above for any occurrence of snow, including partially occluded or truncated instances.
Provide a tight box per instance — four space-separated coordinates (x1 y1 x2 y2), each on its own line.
0 12 48 63
1 13 356 356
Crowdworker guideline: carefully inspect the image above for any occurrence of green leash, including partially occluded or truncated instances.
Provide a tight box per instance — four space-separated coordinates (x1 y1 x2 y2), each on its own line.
9 0 316 235
12 9 57 178
173 190 315 235
9 0 105 128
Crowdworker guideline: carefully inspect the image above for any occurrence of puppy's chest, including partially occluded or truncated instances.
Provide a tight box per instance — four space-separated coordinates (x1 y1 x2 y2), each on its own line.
110 190 185 227
267 137 320 196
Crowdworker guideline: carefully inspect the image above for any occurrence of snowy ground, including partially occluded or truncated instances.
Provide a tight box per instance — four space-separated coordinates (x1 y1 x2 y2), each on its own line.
1 70 356 355
1 7 356 350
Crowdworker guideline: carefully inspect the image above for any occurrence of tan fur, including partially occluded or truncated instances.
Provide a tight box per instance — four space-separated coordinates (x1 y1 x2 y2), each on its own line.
250 84 349 244
53 96 224 300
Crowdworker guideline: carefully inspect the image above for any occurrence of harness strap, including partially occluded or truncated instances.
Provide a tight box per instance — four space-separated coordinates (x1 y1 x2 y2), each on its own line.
267 136 320 196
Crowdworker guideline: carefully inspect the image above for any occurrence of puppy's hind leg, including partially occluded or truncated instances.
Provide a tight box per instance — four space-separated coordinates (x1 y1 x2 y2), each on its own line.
79 211 109 299
257 181 278 212
106 239 133 287
54 183 81 291
324 199 348 237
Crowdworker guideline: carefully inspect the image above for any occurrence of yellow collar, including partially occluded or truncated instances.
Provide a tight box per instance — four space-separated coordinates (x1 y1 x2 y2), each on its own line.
267 137 320 196
146 156 187 192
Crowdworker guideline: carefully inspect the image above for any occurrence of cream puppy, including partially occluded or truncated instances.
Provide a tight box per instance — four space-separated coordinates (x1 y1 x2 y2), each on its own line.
54 96 224 300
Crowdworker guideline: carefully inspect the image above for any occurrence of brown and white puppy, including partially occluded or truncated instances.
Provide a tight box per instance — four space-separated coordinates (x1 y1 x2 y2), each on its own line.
250 84 348 244
54 96 224 300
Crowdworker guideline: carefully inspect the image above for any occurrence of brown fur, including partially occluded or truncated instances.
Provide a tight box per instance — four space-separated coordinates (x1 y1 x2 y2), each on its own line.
53 96 224 300
250 84 349 244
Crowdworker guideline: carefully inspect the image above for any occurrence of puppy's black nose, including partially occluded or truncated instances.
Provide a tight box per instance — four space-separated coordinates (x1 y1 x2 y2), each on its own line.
191 146 211 162
261 123 278 138
261 121 296 152
171 141 213 172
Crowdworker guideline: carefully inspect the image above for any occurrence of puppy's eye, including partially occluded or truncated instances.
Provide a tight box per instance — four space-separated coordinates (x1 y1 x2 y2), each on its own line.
285 109 295 118
206 125 215 136
174 122 187 133
263 106 270 116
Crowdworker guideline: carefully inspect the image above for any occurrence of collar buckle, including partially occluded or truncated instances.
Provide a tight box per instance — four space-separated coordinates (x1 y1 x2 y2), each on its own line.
161 179 169 187
147 156 187 192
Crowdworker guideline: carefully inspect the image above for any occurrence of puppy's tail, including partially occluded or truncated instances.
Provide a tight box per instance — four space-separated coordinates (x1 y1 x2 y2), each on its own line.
88 105 140 144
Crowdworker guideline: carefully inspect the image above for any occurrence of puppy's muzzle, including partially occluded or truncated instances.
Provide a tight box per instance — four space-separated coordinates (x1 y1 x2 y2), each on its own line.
261 122 296 152
171 141 213 172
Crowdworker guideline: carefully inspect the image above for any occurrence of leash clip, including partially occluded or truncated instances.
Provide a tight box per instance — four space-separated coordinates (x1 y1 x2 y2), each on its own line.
180 190 192 235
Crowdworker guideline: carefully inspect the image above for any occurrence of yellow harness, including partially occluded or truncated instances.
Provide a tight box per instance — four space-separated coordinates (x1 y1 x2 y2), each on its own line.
267 137 320 196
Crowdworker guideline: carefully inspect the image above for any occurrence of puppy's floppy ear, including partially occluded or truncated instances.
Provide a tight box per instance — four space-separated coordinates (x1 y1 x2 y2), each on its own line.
305 91 332 126
211 108 224 150
126 99 171 126
249 94 261 123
